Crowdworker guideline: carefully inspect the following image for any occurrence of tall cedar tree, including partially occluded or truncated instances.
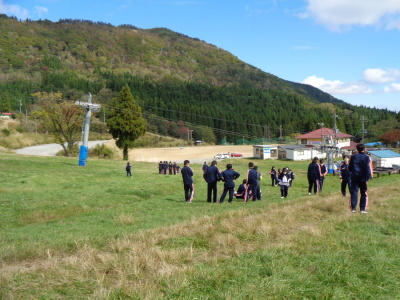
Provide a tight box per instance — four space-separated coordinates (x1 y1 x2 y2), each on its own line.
107 85 146 160
32 92 84 157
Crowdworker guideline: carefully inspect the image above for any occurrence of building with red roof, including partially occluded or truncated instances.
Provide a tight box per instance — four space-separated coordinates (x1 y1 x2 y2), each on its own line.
296 127 353 149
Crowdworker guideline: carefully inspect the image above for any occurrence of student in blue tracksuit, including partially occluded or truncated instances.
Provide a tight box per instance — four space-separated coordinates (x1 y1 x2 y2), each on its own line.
126 162 132 177
307 157 322 195
269 166 277 187
246 162 258 202
202 161 208 173
219 164 240 203
348 144 373 213
319 159 328 192
181 160 194 203
339 155 351 197
253 166 262 200
204 160 221 203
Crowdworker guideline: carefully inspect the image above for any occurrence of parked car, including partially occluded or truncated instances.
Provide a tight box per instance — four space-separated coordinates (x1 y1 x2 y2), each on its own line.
230 153 243 157
214 153 229 159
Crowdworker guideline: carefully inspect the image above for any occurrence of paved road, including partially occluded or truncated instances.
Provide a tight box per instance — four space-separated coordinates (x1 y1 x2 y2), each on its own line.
15 140 110 156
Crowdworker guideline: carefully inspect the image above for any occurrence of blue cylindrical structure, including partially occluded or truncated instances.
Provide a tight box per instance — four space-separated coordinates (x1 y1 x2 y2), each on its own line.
78 145 88 166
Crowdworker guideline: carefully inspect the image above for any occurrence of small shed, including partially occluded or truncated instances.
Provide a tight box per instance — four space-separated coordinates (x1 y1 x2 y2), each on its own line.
368 150 400 167
253 145 278 160
278 145 326 161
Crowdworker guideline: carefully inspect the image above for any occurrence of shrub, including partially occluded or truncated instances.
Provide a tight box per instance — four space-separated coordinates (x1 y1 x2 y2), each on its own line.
89 143 114 159
1 128 11 136
56 143 79 157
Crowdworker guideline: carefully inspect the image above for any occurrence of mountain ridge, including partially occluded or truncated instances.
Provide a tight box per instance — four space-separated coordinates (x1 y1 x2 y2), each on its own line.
0 15 396 143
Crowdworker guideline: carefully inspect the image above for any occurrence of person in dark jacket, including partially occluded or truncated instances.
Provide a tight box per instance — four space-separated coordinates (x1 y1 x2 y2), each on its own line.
269 166 277 186
202 161 208 173
168 161 173 175
287 168 295 187
126 162 132 177
246 162 258 202
163 161 168 175
307 157 322 195
348 144 373 213
219 164 240 203
253 166 262 200
339 155 351 197
319 159 328 192
181 160 194 203
278 167 291 198
204 160 221 203
235 179 248 201
158 161 163 174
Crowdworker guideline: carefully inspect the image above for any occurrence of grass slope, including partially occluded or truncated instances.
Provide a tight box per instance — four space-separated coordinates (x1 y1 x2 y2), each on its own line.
0 154 399 299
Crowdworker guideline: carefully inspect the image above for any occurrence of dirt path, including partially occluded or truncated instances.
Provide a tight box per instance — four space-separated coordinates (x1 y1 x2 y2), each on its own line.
118 143 254 163
16 140 110 156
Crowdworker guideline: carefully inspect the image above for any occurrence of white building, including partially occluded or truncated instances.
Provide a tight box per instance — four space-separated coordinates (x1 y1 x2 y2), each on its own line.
369 150 400 167
253 145 278 160
278 145 326 161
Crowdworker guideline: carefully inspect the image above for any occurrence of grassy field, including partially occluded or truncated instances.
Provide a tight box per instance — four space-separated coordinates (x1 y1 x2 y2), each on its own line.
0 153 399 299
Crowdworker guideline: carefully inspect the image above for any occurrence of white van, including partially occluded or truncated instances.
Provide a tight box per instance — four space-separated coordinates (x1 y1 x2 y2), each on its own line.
214 153 229 159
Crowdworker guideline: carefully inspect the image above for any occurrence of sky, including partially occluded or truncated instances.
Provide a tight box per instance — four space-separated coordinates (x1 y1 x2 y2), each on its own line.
1 0 400 112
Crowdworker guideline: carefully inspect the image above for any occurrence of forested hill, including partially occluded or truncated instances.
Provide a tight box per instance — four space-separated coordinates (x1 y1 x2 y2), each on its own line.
0 15 397 143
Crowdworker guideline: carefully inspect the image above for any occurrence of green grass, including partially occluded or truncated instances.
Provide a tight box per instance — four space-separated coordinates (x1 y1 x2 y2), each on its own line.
0 153 399 299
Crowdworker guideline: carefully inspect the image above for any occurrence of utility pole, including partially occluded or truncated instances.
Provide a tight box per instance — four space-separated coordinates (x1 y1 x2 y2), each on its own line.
279 125 282 141
75 93 101 166
318 123 324 146
25 109 28 123
360 116 368 142
19 100 22 114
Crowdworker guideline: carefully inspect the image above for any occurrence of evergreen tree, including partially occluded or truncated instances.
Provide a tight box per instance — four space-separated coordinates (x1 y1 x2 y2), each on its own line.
107 85 146 160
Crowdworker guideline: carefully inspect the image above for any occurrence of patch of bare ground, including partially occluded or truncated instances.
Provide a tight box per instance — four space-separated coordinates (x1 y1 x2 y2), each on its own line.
1 184 398 298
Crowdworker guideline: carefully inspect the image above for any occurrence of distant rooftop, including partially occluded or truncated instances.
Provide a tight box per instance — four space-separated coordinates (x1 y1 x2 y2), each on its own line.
369 150 400 158
296 127 352 139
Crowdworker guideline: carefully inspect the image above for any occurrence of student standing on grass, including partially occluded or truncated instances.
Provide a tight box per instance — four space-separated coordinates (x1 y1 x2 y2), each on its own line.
158 161 163 174
348 144 373 213
269 166 277 187
168 161 173 175
307 157 322 195
246 162 258 202
181 160 194 203
339 155 352 197
219 164 240 203
278 167 291 198
202 161 208 173
319 159 328 192
126 162 132 177
253 166 262 200
204 160 221 203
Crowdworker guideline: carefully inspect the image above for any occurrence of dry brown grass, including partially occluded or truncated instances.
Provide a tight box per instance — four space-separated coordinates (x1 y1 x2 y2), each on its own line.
0 184 397 299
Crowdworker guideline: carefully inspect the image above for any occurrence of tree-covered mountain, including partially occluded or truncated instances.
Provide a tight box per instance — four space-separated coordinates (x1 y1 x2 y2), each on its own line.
0 15 397 143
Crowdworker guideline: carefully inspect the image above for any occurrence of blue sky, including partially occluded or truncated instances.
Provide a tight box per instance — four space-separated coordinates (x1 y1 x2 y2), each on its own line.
2 0 400 112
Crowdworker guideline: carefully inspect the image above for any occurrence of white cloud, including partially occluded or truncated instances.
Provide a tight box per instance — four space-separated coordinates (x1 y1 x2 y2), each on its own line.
303 75 373 95
300 0 400 31
33 6 49 18
0 0 28 19
384 83 400 93
363 68 400 83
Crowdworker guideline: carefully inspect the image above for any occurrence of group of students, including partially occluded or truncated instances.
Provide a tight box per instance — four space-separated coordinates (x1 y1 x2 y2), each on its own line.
158 161 181 175
268 166 296 198
306 143 373 213
179 143 374 213
181 160 278 203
